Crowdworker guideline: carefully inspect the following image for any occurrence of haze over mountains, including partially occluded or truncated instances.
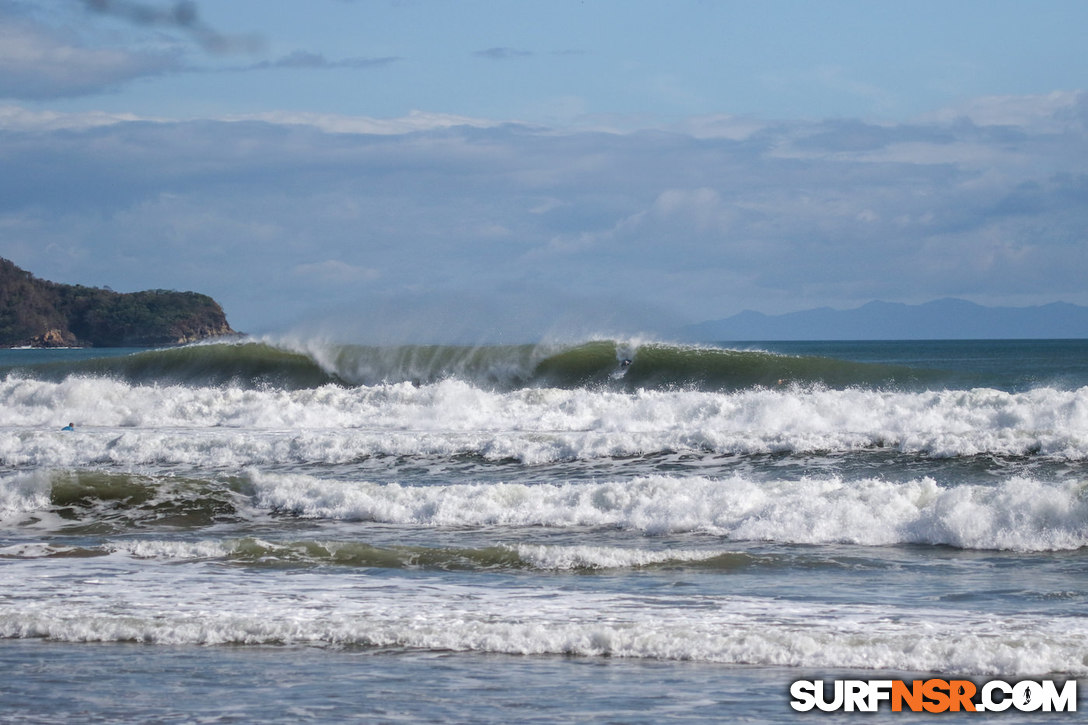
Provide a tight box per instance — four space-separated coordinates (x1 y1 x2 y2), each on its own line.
683 299 1088 341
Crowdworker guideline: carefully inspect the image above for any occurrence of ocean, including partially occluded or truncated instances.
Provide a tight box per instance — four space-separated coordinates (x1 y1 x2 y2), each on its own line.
1 338 1085 722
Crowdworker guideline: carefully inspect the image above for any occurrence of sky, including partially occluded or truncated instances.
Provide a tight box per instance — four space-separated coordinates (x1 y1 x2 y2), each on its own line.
1 0 1087 341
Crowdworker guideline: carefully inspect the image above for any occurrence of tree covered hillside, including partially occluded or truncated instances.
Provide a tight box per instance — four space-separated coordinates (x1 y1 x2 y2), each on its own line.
0 258 235 347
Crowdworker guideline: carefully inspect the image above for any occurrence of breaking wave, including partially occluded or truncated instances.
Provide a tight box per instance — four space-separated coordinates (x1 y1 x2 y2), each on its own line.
4 469 1086 551
3 338 938 392
3 374 1088 466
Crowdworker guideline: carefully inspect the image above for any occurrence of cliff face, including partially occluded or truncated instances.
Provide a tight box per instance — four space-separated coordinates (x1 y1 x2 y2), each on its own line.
0 258 235 347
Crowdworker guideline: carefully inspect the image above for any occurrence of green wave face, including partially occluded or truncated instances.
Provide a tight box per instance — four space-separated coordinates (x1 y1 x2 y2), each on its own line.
326 340 938 391
226 540 531 571
324 342 544 387
220 540 764 573
532 342 929 391
8 342 340 389
528 340 623 387
45 470 245 533
4 339 937 392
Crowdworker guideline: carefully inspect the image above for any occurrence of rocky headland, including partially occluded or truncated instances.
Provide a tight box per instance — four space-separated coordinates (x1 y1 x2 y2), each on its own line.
0 257 235 347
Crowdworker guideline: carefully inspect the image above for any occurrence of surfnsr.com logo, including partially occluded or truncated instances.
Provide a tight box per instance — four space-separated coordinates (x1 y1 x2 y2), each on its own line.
790 678 1078 713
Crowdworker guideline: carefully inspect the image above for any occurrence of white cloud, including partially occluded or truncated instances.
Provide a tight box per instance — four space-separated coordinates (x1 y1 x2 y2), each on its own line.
293 260 379 285
0 17 179 98
223 109 508 135
649 188 732 232
919 91 1086 130
0 105 505 135
0 104 154 130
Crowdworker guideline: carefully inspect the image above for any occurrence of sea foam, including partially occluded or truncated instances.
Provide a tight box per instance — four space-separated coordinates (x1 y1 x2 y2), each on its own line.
3 377 1088 466
1 566 1083 676
245 470 1088 552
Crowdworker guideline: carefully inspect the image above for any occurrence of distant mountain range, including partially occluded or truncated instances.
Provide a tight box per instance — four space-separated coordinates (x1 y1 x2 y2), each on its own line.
682 299 1088 341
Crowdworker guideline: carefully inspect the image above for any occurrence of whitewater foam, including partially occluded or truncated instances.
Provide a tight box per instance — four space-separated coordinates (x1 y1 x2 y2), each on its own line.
0 470 52 514
244 470 1088 551
3 464 1085 552
510 544 726 570
0 536 728 570
3 377 1088 466
1 565 1083 675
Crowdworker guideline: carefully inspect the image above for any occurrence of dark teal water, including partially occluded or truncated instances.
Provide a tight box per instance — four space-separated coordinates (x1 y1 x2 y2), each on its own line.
755 339 1088 392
